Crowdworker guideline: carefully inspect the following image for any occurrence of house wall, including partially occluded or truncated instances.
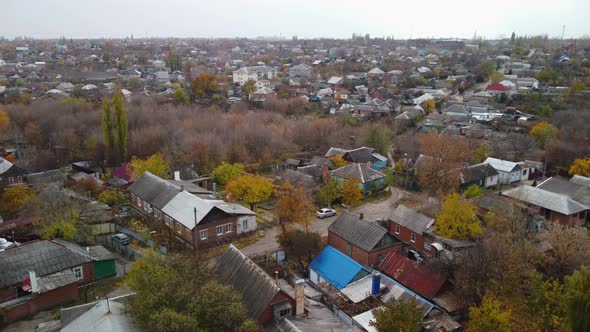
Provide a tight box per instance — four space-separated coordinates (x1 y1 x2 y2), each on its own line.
258 291 296 327
1 283 79 324
533 207 587 226
328 232 401 267
389 221 434 257
236 215 256 235
485 175 499 187
93 260 116 280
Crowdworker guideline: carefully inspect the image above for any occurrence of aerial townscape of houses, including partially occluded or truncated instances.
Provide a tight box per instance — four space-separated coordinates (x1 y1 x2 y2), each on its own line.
1 34 589 331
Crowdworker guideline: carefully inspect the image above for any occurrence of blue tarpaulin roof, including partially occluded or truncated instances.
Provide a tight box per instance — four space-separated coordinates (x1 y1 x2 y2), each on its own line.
309 245 367 289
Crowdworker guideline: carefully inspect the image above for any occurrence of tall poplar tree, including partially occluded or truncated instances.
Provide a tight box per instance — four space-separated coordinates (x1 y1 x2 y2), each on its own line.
101 99 114 153
113 89 128 160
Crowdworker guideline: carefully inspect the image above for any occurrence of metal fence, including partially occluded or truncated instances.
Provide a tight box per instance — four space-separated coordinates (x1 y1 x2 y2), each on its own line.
96 236 143 261
114 224 167 254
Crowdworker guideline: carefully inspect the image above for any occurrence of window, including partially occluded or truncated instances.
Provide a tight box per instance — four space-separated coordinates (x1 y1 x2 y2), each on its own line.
200 229 208 240
395 225 400 234
73 266 83 280
378 253 385 264
522 169 528 176
346 243 352 256
279 308 291 317
224 224 232 233
154 209 160 218
137 197 142 207
216 225 223 236
8 177 14 184
242 219 248 229
411 233 416 243
165 215 172 227
424 242 432 251
16 176 22 183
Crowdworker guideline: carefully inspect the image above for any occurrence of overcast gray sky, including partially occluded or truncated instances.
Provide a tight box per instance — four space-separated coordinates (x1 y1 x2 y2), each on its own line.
2 0 589 39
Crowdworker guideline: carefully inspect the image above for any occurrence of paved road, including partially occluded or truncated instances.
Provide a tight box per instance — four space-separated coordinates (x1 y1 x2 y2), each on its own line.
241 187 406 257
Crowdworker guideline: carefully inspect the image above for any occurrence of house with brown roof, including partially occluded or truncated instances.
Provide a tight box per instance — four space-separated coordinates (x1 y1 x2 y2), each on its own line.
328 211 401 267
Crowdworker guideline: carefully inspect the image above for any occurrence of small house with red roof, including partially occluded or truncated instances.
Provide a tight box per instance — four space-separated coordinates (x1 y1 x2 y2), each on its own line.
485 83 511 96
378 250 446 300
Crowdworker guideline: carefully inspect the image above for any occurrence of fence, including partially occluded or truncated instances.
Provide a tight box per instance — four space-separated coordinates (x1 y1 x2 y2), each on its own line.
116 262 134 276
96 236 143 261
91 223 116 235
114 224 167 254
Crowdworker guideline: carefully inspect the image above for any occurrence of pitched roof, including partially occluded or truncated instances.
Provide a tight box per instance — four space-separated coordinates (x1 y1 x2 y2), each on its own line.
128 171 179 209
344 147 375 163
379 250 446 300
309 245 369 289
52 239 116 261
389 205 434 235
502 185 588 215
283 169 319 193
368 67 385 74
61 295 141 332
330 163 384 184
570 175 590 187
486 83 510 91
483 157 520 173
472 193 525 216
0 157 14 175
216 245 282 319
536 176 590 206
0 240 91 288
460 163 498 184
328 212 389 252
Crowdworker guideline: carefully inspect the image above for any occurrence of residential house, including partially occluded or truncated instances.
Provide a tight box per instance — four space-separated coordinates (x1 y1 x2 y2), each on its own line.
333 147 388 170
251 87 276 102
330 163 386 195
52 239 117 280
502 185 588 226
0 157 29 187
0 240 94 324
288 63 312 79
379 250 446 300
328 212 401 268
388 205 436 257
128 172 256 250
216 245 300 326
483 157 521 184
232 66 277 85
459 163 499 190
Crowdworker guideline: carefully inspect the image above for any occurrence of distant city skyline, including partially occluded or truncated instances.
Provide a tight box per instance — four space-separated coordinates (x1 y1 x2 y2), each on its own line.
2 0 589 40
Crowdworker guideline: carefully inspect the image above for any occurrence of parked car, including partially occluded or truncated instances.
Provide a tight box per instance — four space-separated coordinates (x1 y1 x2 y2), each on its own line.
316 208 336 219
111 233 130 246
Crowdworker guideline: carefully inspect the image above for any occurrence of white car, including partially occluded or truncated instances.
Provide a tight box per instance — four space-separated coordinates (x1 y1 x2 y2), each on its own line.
316 208 336 219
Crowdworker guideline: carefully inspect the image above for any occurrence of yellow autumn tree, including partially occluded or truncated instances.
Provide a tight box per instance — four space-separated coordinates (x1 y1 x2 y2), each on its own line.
341 177 363 206
420 99 436 114
0 108 9 128
0 184 36 218
529 121 558 146
128 152 171 180
328 155 348 168
225 174 273 211
569 158 590 177
435 192 483 239
276 182 316 232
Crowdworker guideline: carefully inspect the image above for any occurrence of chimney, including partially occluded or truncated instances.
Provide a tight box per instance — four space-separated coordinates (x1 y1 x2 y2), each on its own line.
275 271 279 285
86 247 90 253
294 279 305 316
371 271 381 296
29 271 39 294
359 213 364 220
322 162 329 185
174 171 181 181
180 185 184 192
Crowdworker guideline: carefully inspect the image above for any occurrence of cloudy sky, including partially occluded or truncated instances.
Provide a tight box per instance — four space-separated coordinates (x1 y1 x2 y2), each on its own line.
2 0 589 39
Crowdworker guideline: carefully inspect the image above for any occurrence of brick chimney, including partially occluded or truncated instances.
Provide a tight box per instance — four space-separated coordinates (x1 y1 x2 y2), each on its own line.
294 279 305 316
322 161 329 184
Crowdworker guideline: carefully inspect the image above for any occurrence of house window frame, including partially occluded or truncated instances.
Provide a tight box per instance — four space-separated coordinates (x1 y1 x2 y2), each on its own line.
216 225 223 236
346 243 352 256
424 242 432 251
16 175 22 183
395 224 400 234
224 223 232 234
242 219 248 230
8 177 14 184
200 229 208 240
73 266 83 280
410 233 416 243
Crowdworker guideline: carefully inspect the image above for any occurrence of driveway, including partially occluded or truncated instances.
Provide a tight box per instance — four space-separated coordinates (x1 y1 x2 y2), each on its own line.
351 187 405 221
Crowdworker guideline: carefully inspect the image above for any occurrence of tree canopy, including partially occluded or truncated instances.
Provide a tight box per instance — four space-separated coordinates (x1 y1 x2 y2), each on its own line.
468 295 512 332
370 298 423 332
341 177 363 206
529 121 559 147
569 158 590 177
276 182 315 231
211 162 244 185
191 73 219 98
129 152 171 180
564 266 590 332
225 174 273 210
0 184 36 218
317 178 342 207
435 192 483 239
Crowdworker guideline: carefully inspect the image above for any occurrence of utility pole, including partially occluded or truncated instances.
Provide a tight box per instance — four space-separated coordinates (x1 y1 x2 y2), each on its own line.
561 25 566 40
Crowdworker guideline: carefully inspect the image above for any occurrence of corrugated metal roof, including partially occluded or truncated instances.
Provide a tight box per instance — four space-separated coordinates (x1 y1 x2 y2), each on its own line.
216 245 281 320
378 251 446 300
330 163 385 184
389 205 434 235
309 245 368 289
128 171 180 209
340 275 385 303
570 175 590 187
483 157 520 173
537 176 590 207
502 185 588 215
0 240 91 288
61 295 141 332
161 191 215 230
328 212 389 252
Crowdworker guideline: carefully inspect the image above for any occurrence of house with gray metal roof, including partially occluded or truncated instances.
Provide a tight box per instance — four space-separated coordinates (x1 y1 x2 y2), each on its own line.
330 163 386 195
128 172 256 251
217 245 299 327
388 205 436 257
0 240 95 324
328 211 401 267
502 185 588 226
483 157 521 184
